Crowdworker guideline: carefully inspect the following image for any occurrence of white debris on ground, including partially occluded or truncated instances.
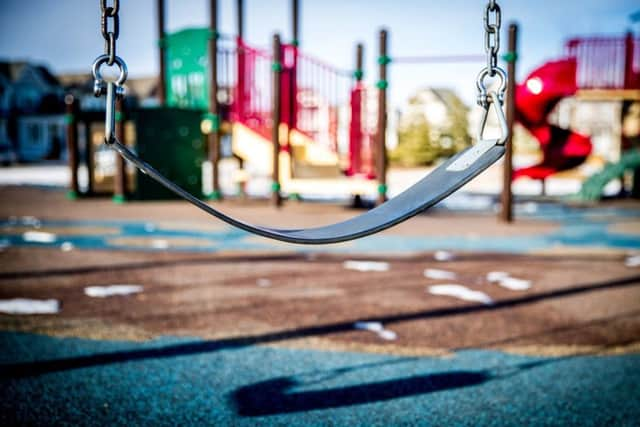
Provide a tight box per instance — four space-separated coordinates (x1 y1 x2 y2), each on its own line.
15 216 42 228
486 271 532 291
354 321 397 341
343 260 390 272
428 284 494 305
256 278 272 287
0 298 60 314
150 239 170 249
377 329 398 341
625 254 640 268
496 276 531 291
486 271 510 282
433 251 455 262
22 231 57 243
84 285 144 298
424 268 457 280
60 241 74 252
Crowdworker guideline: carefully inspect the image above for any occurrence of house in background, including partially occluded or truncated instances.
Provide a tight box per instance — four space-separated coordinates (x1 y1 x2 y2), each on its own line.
0 61 67 163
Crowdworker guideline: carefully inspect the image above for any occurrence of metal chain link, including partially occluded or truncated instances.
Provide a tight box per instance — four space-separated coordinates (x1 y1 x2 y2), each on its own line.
475 0 508 144
483 0 501 76
476 0 506 110
100 0 120 65
93 0 127 144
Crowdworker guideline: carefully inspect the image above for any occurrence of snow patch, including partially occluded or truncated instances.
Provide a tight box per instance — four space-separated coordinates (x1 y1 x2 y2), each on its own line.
354 321 397 341
60 241 74 252
497 276 531 291
428 284 493 305
377 329 398 341
256 278 272 287
625 255 640 268
486 271 510 282
84 285 143 298
22 231 56 243
424 268 457 280
486 271 531 291
150 239 169 249
434 251 455 262
0 298 60 314
343 260 390 272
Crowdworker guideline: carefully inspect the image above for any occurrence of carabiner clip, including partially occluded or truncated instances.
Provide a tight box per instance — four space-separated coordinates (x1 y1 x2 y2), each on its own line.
477 91 508 145
92 54 127 144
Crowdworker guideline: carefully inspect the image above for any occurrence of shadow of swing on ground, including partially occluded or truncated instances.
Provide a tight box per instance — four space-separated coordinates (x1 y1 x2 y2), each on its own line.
232 358 555 416
232 371 489 416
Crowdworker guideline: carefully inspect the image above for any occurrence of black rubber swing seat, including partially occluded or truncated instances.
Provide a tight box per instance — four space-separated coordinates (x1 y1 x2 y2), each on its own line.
111 138 504 245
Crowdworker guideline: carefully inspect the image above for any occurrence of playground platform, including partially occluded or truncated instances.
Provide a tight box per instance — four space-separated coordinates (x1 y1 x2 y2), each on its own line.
1 185 639 425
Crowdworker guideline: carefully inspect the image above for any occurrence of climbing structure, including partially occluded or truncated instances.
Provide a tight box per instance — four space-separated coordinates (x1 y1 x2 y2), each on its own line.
164 29 378 199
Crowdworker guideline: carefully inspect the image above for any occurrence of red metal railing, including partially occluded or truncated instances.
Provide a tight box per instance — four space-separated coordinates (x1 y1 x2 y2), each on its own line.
228 39 273 140
565 34 639 90
221 38 375 177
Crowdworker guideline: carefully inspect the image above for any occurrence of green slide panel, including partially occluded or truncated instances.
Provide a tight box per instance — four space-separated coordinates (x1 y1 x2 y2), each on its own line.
578 149 640 201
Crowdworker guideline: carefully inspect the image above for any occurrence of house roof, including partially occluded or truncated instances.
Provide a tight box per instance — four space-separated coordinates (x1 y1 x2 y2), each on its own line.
0 61 28 82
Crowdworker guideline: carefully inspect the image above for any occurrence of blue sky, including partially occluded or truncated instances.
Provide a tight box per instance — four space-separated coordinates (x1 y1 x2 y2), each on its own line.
0 0 638 107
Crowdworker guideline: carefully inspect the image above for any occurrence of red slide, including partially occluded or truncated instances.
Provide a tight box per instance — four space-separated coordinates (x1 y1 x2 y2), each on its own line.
513 59 592 181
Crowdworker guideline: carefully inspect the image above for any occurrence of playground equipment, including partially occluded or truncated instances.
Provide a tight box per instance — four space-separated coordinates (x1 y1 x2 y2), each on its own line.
578 148 640 201
513 34 640 198
91 0 509 244
160 3 379 203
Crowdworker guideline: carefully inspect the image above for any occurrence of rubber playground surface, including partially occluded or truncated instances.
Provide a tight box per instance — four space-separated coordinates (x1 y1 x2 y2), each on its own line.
1 186 640 425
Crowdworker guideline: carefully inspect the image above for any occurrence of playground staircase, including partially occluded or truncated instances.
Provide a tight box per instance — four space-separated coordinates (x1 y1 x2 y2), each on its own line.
578 149 640 201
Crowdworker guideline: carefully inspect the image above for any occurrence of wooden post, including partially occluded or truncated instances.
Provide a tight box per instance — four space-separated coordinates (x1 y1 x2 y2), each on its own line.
376 29 389 205
271 34 282 206
237 0 244 39
271 34 283 207
623 32 634 89
157 0 167 106
113 98 126 203
356 43 364 79
500 23 518 223
292 0 299 44
64 94 79 199
208 0 222 200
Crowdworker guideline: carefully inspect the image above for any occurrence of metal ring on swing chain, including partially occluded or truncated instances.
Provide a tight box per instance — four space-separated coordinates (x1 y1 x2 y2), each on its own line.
92 54 128 86
475 66 507 106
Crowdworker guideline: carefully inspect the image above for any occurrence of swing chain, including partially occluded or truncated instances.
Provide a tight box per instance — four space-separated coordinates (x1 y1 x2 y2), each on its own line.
476 0 508 144
93 0 127 144
100 0 120 65
477 0 506 106
483 0 501 76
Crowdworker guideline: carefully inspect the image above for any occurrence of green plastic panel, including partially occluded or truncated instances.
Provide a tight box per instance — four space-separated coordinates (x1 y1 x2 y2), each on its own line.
165 28 210 110
130 108 205 200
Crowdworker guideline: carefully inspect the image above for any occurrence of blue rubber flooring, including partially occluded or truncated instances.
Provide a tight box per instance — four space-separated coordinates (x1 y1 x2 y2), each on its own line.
1 202 639 254
1 332 639 426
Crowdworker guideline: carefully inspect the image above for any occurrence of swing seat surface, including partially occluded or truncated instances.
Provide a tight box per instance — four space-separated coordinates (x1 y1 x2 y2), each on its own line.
113 139 505 244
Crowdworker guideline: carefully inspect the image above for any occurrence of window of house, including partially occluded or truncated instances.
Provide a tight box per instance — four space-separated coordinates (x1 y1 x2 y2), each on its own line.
28 123 40 144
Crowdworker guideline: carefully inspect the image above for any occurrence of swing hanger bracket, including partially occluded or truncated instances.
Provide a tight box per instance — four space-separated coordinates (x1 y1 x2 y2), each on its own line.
92 54 127 144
